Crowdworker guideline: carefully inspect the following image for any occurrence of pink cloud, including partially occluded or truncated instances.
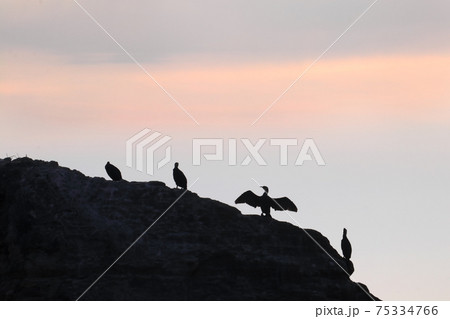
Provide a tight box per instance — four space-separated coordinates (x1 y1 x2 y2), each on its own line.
1 52 449 134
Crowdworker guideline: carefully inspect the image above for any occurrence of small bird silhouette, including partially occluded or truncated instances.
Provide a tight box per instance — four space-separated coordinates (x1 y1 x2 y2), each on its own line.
235 186 297 218
341 228 352 260
173 162 187 189
105 161 122 181
341 228 355 275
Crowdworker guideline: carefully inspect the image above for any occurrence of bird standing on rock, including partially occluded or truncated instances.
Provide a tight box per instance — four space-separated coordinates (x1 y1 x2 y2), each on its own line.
341 228 354 275
235 186 297 219
105 161 122 181
341 228 352 260
173 162 187 189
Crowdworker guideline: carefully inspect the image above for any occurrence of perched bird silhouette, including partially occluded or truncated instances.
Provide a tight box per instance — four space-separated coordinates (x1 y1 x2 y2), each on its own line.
341 228 352 260
235 186 297 218
105 161 122 181
173 162 187 189
341 228 354 275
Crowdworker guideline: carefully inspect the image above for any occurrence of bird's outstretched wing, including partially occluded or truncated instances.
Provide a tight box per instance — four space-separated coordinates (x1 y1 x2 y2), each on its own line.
235 191 260 208
270 197 297 212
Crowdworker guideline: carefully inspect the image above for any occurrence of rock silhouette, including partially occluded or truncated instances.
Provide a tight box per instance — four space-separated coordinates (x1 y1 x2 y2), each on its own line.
173 162 187 189
0 158 378 300
235 186 297 218
345 259 355 276
105 161 122 181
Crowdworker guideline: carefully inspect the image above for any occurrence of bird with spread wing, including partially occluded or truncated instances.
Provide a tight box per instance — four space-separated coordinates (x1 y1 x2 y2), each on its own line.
235 186 297 218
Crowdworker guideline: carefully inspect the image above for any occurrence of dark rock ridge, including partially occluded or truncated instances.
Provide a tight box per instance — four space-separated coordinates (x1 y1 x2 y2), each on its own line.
0 158 379 300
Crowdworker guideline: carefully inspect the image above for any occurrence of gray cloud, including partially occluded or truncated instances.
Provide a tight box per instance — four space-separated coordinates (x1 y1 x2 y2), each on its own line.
1 0 449 64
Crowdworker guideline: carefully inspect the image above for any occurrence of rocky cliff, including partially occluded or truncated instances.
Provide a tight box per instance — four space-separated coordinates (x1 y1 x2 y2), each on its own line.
0 157 378 300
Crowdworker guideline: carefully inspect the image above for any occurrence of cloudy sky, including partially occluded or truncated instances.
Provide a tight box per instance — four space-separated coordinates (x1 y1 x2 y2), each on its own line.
1 0 450 300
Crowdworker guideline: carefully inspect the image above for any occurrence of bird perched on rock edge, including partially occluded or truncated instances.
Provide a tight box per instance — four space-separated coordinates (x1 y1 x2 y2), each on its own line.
235 186 297 218
105 161 122 181
341 228 352 260
173 162 187 189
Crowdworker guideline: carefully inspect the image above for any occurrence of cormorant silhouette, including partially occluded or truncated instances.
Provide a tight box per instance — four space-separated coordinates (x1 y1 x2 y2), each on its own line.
341 228 355 275
341 228 352 260
235 186 297 218
105 161 122 181
173 162 187 189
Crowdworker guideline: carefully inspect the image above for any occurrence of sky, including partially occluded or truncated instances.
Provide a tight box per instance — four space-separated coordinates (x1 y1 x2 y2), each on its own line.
1 0 450 300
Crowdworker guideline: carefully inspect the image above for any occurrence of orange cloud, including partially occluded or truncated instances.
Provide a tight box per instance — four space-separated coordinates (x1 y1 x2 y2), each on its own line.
1 52 449 133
